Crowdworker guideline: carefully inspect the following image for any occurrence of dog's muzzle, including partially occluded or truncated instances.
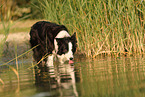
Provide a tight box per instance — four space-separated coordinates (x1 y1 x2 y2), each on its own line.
69 57 74 64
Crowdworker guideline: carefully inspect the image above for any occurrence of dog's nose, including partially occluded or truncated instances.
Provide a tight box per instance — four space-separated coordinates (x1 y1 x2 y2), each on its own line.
69 57 73 60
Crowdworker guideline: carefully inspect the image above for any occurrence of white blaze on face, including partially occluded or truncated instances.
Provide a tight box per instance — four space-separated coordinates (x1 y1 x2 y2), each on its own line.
57 42 73 63
65 42 73 60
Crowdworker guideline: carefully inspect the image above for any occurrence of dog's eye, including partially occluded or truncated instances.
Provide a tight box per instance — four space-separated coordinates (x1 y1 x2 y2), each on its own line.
63 48 67 52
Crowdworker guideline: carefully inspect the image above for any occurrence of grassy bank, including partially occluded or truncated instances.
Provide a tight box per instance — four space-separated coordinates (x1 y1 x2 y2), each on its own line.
0 20 39 34
39 0 145 57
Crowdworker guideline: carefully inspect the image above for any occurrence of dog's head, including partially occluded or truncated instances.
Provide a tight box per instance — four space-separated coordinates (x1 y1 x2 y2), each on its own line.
55 32 77 63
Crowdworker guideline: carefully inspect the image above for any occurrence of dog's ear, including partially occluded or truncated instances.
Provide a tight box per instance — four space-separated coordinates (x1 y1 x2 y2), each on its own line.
71 32 76 37
71 32 77 41
71 32 77 53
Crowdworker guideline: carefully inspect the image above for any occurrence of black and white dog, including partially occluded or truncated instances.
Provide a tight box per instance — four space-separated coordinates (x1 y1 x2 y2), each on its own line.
30 21 77 67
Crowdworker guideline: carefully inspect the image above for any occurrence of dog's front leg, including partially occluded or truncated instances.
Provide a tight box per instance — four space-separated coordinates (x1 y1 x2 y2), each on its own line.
46 54 54 67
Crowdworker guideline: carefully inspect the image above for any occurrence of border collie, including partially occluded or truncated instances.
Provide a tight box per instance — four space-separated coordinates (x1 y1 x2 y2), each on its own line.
30 21 77 67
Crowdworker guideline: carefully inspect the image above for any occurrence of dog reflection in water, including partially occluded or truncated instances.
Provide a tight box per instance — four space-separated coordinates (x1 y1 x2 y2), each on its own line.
35 63 79 97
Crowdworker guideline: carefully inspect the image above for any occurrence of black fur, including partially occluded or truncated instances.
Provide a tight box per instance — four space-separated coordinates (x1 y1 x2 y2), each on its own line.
29 21 77 64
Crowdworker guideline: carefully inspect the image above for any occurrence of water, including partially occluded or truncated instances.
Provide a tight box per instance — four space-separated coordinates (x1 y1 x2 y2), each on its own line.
0 55 145 97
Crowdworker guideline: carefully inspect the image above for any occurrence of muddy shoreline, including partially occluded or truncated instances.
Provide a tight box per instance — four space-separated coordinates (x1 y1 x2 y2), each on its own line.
0 32 30 43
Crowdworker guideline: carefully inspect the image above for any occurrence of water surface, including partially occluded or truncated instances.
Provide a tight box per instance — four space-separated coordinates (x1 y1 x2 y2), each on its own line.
0 55 145 97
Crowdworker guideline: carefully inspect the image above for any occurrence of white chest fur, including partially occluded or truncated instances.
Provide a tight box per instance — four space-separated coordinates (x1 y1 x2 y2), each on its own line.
55 30 70 38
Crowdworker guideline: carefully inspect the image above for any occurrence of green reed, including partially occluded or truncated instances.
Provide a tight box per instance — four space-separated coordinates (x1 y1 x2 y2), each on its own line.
0 3 29 58
0 5 11 58
39 0 144 57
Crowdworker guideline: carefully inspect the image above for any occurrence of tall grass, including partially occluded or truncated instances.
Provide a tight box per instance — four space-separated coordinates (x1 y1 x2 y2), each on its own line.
39 0 145 57
0 4 12 58
0 3 30 58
